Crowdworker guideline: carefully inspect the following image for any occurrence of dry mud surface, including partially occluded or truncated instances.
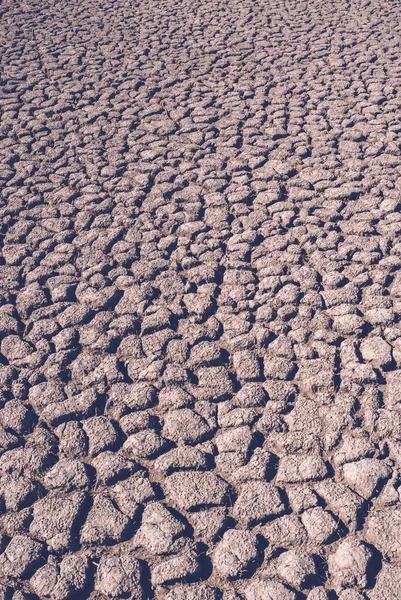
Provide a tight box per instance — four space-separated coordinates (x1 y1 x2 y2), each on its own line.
1 0 401 598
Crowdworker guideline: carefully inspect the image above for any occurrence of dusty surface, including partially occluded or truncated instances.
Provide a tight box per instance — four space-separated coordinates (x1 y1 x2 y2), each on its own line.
1 0 401 598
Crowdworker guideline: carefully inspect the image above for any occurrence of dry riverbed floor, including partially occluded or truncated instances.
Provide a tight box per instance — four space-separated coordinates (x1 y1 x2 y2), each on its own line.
1 0 401 598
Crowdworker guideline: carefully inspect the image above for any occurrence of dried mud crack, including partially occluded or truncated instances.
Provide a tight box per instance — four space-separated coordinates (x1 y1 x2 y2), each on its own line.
1 0 401 598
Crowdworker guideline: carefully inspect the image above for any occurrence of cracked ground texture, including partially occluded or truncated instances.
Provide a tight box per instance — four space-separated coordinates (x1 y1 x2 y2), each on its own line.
2 0 401 598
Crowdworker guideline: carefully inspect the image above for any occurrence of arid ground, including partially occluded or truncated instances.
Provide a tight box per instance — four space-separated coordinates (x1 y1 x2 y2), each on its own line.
1 0 401 598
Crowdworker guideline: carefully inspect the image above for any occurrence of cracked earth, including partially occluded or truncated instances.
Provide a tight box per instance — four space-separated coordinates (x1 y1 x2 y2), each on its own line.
1 0 401 598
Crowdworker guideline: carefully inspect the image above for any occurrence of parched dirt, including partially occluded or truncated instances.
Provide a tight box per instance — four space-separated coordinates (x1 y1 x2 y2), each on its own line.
1 0 401 598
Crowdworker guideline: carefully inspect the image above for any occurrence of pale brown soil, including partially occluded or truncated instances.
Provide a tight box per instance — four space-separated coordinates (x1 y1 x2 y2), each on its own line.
1 0 401 599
